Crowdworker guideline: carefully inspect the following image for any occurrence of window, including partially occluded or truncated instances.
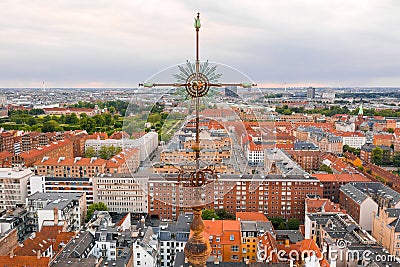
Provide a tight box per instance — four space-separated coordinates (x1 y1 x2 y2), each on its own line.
230 235 235 241
231 245 239 252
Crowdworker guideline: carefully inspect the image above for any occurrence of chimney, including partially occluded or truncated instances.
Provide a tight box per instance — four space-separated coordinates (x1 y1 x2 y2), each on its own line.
37 249 41 259
212 218 215 222
53 207 59 225
285 239 290 248
10 250 14 259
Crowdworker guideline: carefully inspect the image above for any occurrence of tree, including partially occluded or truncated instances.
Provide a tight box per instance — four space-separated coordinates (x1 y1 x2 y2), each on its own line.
99 146 109 159
108 106 116 114
387 128 395 133
215 209 235 220
103 113 112 126
201 209 220 220
148 113 161 124
29 108 45 115
318 164 333 174
268 217 285 229
286 219 300 230
66 113 79 124
42 120 59 132
393 153 400 167
80 117 96 134
98 145 122 160
278 222 286 230
372 146 383 166
86 202 108 222
27 117 37 126
85 147 96 158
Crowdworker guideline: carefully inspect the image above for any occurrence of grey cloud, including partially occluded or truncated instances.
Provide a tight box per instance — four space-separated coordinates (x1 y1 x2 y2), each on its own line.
0 0 399 87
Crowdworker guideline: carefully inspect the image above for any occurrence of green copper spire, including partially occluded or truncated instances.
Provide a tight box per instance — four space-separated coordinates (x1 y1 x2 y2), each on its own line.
358 103 363 115
194 13 201 29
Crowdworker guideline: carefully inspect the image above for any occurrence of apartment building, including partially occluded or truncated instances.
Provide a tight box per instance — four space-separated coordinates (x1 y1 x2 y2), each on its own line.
339 182 400 231
85 131 158 162
34 156 107 178
26 192 86 232
372 208 400 257
337 131 366 149
0 132 14 153
12 139 73 167
28 175 94 205
147 174 323 221
0 168 33 211
264 149 309 176
93 173 148 214
314 173 371 202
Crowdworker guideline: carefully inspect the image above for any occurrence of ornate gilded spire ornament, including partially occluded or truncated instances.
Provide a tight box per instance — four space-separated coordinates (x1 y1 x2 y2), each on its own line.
139 13 256 266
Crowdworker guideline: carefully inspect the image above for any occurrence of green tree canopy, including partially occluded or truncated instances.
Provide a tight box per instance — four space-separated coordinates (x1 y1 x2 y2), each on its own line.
148 113 161 124
86 202 108 222
42 120 59 132
372 146 383 166
80 117 96 134
202 209 220 220
268 217 285 229
98 145 122 160
84 147 96 158
215 209 235 220
318 164 333 174
286 219 300 230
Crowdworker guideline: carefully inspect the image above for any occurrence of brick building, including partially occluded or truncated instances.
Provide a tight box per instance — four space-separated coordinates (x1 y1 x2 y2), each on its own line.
64 130 89 157
339 182 400 231
314 173 371 202
147 174 323 221
204 220 242 262
373 133 394 147
0 132 14 153
286 150 321 172
33 148 139 178
12 140 73 167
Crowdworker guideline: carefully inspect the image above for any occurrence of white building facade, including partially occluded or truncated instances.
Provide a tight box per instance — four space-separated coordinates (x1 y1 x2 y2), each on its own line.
0 168 33 211
93 174 148 214
85 131 158 162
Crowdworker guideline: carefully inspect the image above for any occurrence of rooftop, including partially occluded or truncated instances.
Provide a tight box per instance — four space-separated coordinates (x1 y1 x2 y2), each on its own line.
0 167 33 179
28 192 84 210
340 182 400 206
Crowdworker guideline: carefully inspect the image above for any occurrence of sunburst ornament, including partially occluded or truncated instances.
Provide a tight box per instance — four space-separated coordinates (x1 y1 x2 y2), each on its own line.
138 13 257 267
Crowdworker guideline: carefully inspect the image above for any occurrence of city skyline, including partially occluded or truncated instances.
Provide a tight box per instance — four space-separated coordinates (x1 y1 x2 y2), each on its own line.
0 0 399 88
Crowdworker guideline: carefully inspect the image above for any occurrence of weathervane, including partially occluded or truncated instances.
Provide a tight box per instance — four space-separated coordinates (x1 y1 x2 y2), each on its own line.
139 13 256 266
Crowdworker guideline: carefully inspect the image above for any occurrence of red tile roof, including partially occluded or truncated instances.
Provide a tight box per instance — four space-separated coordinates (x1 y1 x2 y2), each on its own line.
236 212 269 222
19 140 72 160
337 131 365 137
109 131 130 139
34 156 107 167
14 232 52 256
314 173 370 182
203 220 241 244
305 198 343 213
0 150 13 160
0 255 50 267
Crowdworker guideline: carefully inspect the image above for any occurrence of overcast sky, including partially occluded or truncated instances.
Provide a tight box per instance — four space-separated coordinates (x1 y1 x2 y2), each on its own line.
0 0 399 88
